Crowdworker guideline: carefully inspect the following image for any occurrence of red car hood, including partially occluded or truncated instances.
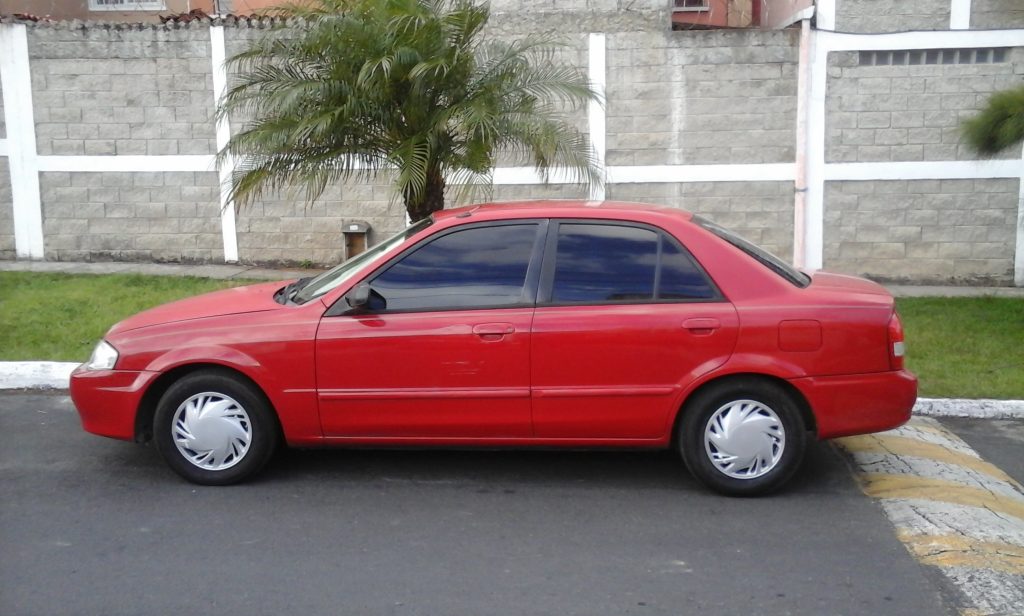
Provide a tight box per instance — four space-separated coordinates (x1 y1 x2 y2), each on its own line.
108 280 288 334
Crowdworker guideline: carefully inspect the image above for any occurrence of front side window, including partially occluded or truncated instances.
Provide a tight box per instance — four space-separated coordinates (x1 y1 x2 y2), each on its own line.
369 224 538 312
549 223 718 304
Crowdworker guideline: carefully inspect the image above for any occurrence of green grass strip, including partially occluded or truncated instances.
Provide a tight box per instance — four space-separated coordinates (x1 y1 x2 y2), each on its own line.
897 297 1024 400
0 272 249 362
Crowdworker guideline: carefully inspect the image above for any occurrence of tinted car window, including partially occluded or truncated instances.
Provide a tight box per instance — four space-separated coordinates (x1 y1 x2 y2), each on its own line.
694 216 810 288
659 239 718 300
552 224 658 303
370 224 537 311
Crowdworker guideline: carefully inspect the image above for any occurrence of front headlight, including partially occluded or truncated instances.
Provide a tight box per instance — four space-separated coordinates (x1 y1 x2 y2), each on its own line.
85 340 119 371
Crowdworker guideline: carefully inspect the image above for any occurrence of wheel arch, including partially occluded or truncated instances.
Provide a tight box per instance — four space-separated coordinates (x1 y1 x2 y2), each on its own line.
669 372 817 449
134 363 283 444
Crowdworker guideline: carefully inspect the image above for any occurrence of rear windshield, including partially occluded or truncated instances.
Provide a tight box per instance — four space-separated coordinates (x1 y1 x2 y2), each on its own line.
694 216 811 288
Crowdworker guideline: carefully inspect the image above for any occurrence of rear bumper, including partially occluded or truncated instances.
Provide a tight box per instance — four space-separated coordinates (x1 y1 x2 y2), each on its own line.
69 366 159 441
790 369 917 440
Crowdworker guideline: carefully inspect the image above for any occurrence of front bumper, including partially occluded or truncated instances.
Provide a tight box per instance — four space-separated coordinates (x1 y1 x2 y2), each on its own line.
69 366 159 441
790 369 918 440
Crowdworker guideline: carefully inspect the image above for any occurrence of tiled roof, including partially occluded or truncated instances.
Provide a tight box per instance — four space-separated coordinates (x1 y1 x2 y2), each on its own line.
0 10 288 27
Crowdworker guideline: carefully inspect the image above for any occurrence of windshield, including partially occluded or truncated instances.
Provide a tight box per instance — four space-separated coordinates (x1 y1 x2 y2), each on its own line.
293 218 433 304
693 216 811 288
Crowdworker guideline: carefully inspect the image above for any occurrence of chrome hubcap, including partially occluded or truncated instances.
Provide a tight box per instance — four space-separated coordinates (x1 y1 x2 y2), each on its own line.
172 392 252 471
704 399 785 479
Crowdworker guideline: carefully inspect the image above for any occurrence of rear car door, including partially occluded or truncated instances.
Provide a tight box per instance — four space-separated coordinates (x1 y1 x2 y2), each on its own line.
315 221 545 438
530 221 739 440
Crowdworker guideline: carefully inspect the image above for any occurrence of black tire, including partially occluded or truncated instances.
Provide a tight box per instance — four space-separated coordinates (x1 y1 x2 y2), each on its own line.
153 369 279 485
679 378 806 496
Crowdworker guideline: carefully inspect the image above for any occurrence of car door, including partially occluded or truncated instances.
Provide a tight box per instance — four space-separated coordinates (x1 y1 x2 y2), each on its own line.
530 221 739 440
315 221 545 439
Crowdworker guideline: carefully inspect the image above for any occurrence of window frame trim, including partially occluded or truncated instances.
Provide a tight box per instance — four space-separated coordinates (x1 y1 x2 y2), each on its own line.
88 0 167 11
536 219 725 307
325 219 549 317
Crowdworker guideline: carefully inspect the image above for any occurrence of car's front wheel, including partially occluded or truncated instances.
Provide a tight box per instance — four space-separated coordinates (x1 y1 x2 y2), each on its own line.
153 370 279 485
680 379 806 496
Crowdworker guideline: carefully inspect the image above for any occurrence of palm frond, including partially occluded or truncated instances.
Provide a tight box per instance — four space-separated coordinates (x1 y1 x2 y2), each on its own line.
219 0 601 217
961 86 1024 156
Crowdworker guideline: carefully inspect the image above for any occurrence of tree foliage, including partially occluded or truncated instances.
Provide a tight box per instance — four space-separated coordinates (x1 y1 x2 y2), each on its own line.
220 0 601 221
961 85 1024 156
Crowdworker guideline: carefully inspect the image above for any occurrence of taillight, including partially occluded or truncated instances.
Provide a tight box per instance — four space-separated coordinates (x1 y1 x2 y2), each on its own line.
888 312 905 370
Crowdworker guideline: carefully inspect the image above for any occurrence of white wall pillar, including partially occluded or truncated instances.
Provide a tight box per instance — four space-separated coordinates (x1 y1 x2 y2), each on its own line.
587 33 606 202
803 27 828 270
0 23 44 260
950 0 972 30
793 18 811 268
210 25 239 263
815 0 836 31
1016 146 1024 286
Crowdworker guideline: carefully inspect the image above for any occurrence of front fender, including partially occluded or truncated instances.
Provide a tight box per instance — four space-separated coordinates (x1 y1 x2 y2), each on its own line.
145 344 264 377
141 344 322 442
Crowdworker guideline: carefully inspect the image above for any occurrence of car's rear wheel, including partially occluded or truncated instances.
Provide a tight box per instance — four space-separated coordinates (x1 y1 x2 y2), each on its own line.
680 378 806 496
153 370 278 485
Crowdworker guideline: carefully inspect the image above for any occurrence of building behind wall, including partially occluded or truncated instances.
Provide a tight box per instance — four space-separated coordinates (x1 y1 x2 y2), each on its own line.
1 0 1023 285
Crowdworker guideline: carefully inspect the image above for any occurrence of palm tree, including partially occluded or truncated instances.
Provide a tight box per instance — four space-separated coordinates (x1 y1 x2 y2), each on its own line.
961 85 1024 155
220 0 601 222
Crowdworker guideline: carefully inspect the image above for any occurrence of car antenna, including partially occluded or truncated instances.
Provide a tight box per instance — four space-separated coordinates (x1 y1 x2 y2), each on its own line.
456 205 482 218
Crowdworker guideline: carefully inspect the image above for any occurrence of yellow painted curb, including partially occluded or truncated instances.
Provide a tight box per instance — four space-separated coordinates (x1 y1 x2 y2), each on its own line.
857 473 1024 523
838 433 1021 488
899 532 1024 575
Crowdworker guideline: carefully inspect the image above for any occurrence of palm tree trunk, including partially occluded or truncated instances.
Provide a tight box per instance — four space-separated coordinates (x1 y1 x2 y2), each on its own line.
405 168 446 223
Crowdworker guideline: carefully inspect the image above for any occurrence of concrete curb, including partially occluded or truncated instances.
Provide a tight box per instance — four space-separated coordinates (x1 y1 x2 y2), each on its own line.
914 397 1024 420
0 361 79 390
2 362 1023 419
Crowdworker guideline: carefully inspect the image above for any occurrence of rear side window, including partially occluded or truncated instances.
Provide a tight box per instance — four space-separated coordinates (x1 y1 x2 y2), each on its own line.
694 216 810 288
552 225 657 302
370 224 537 311
659 240 719 300
548 223 718 304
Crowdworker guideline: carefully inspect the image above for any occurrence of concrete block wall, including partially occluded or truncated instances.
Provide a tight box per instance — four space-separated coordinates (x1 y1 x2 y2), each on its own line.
835 0 951 33
0 160 12 260
821 44 1024 284
39 171 223 262
972 0 1024 29
609 181 794 258
0 76 8 259
823 179 1020 284
2 5 1023 284
28 23 215 157
826 49 1024 163
606 29 798 166
235 180 408 265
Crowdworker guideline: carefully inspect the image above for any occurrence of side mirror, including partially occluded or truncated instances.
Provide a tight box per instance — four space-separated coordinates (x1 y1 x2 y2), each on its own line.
345 283 371 309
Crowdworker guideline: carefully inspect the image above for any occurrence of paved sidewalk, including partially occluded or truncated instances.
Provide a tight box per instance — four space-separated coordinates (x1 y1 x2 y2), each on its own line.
3 259 1024 296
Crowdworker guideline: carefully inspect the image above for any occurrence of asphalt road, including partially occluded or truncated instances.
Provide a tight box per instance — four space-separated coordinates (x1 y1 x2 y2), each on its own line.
1 392 951 616
940 417 1024 486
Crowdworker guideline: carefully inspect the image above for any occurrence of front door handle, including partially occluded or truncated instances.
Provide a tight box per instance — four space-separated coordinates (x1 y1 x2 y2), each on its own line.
473 323 515 341
683 318 720 336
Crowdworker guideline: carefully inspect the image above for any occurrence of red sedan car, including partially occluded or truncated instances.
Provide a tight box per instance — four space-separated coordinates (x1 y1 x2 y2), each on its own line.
71 201 916 495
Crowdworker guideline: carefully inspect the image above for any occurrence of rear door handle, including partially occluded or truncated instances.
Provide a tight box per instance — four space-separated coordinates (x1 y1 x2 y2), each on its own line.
683 318 720 335
473 323 515 341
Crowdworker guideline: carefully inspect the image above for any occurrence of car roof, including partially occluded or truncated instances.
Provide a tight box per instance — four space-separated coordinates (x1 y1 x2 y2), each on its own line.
433 200 696 223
